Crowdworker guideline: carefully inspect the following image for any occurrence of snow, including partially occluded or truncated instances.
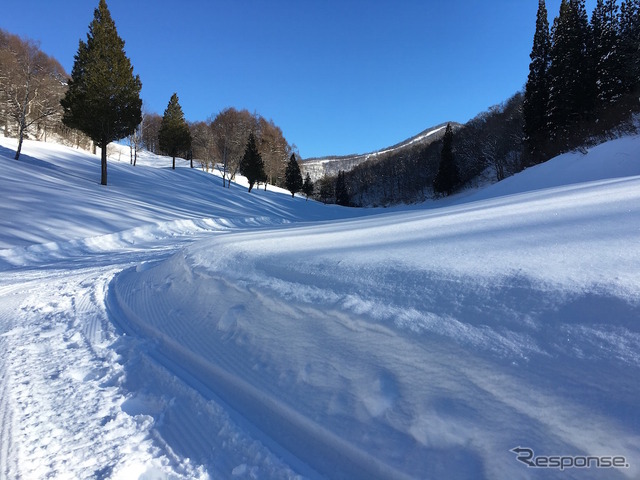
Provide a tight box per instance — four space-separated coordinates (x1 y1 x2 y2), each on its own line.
1 134 639 479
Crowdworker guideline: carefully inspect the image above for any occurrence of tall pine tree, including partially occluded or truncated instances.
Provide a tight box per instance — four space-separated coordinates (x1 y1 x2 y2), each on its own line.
284 153 303 198
620 0 640 115
302 172 314 200
548 0 593 152
158 93 192 170
524 0 552 164
433 123 459 196
240 132 266 192
61 0 142 185
591 0 625 126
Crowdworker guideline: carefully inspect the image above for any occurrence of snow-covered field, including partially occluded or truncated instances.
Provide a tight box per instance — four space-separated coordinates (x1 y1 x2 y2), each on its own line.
1 136 639 479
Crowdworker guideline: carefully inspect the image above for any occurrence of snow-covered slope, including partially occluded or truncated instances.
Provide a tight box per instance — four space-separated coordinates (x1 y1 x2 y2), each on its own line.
465 134 640 202
1 135 639 479
0 138 362 262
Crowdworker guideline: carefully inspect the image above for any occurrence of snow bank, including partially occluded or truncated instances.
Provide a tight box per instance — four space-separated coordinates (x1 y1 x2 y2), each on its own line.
464 134 640 203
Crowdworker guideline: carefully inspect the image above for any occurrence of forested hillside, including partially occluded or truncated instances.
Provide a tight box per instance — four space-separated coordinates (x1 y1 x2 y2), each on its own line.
318 93 525 207
300 123 451 183
311 0 640 207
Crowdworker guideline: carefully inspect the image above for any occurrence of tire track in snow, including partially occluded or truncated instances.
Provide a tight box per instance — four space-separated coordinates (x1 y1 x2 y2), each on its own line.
109 265 419 480
111 319 303 479
0 278 32 480
0 268 205 479
0 339 18 480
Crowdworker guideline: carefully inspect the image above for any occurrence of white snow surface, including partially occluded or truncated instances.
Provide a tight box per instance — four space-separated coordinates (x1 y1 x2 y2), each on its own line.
1 135 639 479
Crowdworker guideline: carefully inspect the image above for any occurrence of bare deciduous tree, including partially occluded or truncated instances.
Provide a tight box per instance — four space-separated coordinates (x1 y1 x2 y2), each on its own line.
208 108 294 189
258 117 291 190
210 108 255 187
0 29 67 159
128 111 144 166
189 120 216 171
141 111 162 154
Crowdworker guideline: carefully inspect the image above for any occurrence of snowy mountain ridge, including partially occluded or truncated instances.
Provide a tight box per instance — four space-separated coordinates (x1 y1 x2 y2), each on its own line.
300 122 456 182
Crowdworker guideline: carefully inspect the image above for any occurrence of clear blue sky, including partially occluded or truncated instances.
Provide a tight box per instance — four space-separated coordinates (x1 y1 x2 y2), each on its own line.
1 0 597 158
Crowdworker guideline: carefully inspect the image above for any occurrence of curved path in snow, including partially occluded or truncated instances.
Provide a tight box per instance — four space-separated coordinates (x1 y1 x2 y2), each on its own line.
105 171 640 480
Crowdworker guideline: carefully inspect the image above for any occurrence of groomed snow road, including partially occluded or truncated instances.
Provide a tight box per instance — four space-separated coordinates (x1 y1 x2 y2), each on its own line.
0 226 321 480
109 174 640 479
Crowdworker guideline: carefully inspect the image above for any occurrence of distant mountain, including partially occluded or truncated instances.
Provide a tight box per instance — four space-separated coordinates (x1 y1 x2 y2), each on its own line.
300 122 458 182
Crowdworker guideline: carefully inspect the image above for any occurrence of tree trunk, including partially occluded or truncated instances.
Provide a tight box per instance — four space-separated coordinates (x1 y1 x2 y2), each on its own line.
222 149 228 187
172 156 176 170
100 140 108 185
14 121 25 160
15 82 30 160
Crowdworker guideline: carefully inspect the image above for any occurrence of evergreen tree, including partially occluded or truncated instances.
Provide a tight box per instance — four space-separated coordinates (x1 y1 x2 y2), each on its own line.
335 170 350 206
591 0 625 124
302 172 314 200
240 132 266 192
433 124 459 196
284 153 303 197
524 0 553 164
620 0 640 115
318 177 335 204
548 0 593 151
158 93 192 170
60 0 142 185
